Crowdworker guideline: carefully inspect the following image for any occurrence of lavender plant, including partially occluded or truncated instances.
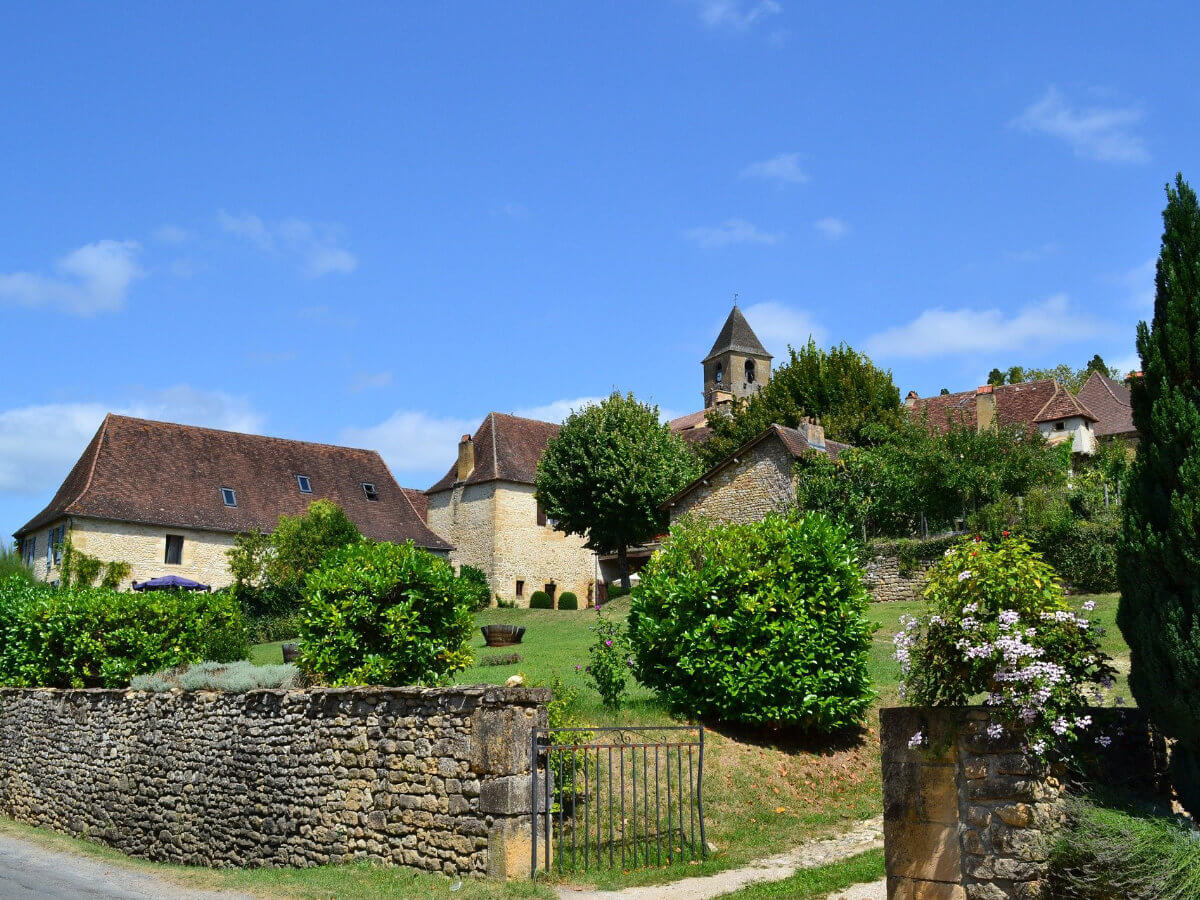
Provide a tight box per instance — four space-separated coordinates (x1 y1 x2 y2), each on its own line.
897 534 1117 760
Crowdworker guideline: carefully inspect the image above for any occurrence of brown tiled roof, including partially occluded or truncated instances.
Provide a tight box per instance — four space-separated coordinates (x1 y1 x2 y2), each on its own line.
1078 372 1137 437
15 414 452 551
427 413 560 493
668 409 714 444
703 305 772 363
662 423 846 510
909 380 1097 434
401 487 429 522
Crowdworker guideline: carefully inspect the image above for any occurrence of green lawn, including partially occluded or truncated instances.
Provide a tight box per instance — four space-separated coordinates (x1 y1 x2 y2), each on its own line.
715 848 885 899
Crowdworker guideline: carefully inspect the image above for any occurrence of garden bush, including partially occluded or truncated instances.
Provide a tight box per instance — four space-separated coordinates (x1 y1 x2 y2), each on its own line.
1048 796 1200 899
132 660 302 692
457 564 492 611
297 541 475 686
246 610 303 644
896 535 1116 759
557 591 579 610
529 590 553 609
628 513 874 730
0 544 31 584
1041 519 1119 594
0 576 248 688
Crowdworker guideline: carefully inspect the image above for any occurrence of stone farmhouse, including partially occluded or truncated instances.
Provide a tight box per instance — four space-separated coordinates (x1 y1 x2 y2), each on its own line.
905 380 1100 454
424 413 598 607
14 414 450 590
1077 370 1138 443
662 419 847 526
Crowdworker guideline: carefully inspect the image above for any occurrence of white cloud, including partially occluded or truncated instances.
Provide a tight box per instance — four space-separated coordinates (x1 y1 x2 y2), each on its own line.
341 411 477 478
351 371 393 392
513 397 606 423
865 294 1107 359
152 224 190 244
0 240 143 316
692 0 782 30
814 217 849 239
741 301 825 354
0 387 262 498
219 211 358 278
683 218 781 248
1011 87 1148 163
740 152 808 185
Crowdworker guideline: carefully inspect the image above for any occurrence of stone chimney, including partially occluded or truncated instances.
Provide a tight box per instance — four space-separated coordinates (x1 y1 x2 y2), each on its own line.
457 434 475 481
904 390 919 409
976 385 996 431
799 416 826 449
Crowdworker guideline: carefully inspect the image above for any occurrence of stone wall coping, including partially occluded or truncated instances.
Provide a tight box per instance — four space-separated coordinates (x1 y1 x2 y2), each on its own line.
0 684 551 704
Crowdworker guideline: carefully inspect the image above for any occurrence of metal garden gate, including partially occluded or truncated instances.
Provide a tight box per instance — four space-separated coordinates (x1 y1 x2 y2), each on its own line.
530 724 706 875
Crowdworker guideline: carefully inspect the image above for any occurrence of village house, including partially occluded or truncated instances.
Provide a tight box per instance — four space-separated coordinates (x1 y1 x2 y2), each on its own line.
905 380 1100 454
661 419 848 526
14 414 450 590
1077 370 1139 444
424 413 598 607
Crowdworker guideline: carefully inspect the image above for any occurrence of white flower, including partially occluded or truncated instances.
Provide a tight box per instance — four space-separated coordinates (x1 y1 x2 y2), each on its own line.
1096 735 1112 748
1082 600 1096 611
944 547 956 557
958 570 973 582
986 723 1004 740
908 731 925 749
1031 739 1047 755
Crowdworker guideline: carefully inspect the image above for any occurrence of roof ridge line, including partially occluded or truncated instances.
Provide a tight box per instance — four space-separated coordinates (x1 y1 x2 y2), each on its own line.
103 413 381 456
490 412 500 477
71 414 111 516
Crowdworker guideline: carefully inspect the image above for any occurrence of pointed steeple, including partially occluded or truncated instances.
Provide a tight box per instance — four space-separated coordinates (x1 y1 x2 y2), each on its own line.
703 305 771 363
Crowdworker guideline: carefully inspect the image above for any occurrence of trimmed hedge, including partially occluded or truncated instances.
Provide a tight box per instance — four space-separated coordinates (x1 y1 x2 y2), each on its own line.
0 576 248 688
557 591 579 610
529 590 553 609
629 513 874 731
298 541 475 686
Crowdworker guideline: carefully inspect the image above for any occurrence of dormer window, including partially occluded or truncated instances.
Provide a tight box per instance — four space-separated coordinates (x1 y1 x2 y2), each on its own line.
715 362 724 384
362 482 379 502
745 359 756 384
296 475 312 493
221 488 237 507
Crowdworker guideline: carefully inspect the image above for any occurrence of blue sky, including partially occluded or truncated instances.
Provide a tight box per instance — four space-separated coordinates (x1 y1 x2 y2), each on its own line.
2 1 1196 537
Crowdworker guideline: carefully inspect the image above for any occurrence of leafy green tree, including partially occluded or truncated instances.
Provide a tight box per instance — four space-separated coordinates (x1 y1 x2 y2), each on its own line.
987 368 1006 387
1117 174 1200 816
1007 365 1026 385
535 392 700 590
700 339 903 466
1085 354 1111 379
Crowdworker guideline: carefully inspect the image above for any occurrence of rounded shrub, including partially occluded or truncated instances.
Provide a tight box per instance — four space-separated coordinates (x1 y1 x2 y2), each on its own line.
557 591 579 610
457 564 492 611
529 590 553 609
297 541 475 686
628 513 874 731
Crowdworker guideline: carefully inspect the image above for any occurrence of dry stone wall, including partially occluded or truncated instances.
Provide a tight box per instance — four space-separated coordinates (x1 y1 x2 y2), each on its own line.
0 685 548 879
864 555 932 603
881 706 1167 900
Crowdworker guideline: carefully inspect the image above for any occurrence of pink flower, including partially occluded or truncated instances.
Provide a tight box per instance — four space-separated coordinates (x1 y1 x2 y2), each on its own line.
605 639 613 647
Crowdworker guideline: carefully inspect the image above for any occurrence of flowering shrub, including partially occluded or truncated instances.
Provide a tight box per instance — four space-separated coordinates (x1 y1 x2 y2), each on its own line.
583 610 631 710
897 535 1116 759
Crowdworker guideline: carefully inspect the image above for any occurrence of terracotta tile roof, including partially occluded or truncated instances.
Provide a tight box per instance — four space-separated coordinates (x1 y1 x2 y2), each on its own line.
662 423 847 510
427 412 560 493
703 305 772 363
909 380 1097 434
668 409 714 444
1078 372 1137 437
401 487 429 522
15 414 452 552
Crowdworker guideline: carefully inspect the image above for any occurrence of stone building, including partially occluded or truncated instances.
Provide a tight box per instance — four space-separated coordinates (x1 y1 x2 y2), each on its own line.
905 380 1099 454
1077 370 1139 444
425 413 597 607
669 304 773 444
14 414 450 590
662 419 847 525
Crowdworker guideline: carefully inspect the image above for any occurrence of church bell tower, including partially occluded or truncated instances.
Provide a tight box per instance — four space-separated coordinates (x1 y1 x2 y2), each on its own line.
703 304 773 409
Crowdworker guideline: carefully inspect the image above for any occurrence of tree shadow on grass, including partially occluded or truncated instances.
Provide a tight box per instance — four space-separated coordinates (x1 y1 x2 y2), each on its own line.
704 719 874 755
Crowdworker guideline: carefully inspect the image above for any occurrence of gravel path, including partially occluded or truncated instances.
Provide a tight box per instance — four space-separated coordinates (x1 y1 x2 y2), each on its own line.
826 878 887 899
557 816 884 900
0 832 256 900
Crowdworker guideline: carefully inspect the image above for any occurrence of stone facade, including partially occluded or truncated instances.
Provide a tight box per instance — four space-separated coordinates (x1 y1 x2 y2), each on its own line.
428 481 596 607
669 437 796 525
30 517 239 591
864 555 933 603
880 706 1167 900
0 685 548 879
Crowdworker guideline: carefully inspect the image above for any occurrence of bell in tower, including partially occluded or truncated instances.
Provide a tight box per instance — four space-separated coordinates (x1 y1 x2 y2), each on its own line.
703 304 773 409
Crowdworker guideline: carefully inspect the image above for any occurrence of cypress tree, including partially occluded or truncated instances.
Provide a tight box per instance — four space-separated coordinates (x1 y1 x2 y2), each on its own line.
1117 174 1200 815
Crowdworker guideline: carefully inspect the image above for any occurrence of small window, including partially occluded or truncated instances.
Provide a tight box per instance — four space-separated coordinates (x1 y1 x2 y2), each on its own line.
745 359 756 384
1054 421 1065 432
221 488 237 507
296 475 312 493
516 580 525 597
714 362 724 384
165 535 184 565
362 482 379 502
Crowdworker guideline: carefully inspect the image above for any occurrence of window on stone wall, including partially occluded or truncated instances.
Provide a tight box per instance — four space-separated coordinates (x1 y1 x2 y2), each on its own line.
165 535 184 565
1054 421 1065 431
516 580 524 597
745 359 756 384
715 362 723 384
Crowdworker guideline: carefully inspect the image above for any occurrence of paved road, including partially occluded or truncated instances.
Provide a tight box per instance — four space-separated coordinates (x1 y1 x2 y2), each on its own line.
0 832 257 900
